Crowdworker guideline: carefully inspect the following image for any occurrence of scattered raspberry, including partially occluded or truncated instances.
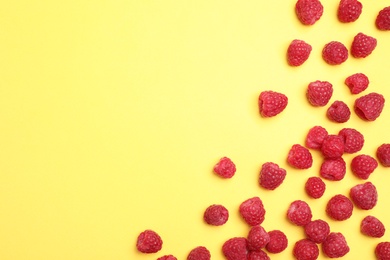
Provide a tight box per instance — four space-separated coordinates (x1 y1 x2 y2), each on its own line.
321 134 345 158
287 39 313 66
376 6 390 30
213 157 236 178
158 255 177 260
187 246 211 260
377 143 390 167
305 177 326 199
351 32 377 58
305 125 328 150
345 73 369 94
351 154 378 179
295 0 324 25
320 157 346 181
222 237 248 260
258 91 288 117
322 232 350 258
337 0 363 23
306 80 333 107
338 128 364 154
266 230 288 254
361 215 386 238
354 92 385 121
287 144 313 169
287 200 312 226
239 197 266 226
304 219 330 243
203 204 229 226
326 194 353 221
259 162 287 190
248 250 270 260
293 239 319 260
350 181 378 210
247 226 270 251
326 100 351 123
376 242 390 260
322 41 349 65
136 229 163 253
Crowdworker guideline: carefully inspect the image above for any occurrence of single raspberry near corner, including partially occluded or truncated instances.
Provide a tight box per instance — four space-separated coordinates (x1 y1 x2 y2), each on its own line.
351 154 378 179
287 144 313 169
376 6 390 30
293 239 319 260
326 194 353 221
222 237 248 260
361 215 386 238
345 73 369 94
354 92 385 121
295 0 324 25
305 177 326 199
287 39 313 66
351 32 377 58
338 128 364 154
248 250 270 260
337 0 363 23
259 162 287 190
247 225 270 251
350 181 378 210
266 230 288 254
305 125 328 150
213 157 236 178
377 143 390 167
239 197 266 226
203 204 229 226
304 219 330 244
376 242 390 260
158 255 178 260
187 246 211 260
321 134 345 158
306 80 333 107
258 91 288 117
322 232 350 258
322 41 349 65
320 157 346 181
326 100 351 123
136 229 163 253
287 200 312 226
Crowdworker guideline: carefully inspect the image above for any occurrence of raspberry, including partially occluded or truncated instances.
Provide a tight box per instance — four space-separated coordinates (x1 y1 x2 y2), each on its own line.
259 162 287 190
337 0 363 23
287 200 312 226
258 91 288 117
158 255 177 260
247 225 270 251
338 128 364 154
222 237 248 260
376 242 390 260
293 239 319 260
203 204 229 226
326 100 351 123
322 41 348 65
322 232 350 258
376 6 390 30
320 157 346 181
305 177 326 199
306 80 333 107
187 246 211 260
354 92 385 121
287 39 313 66
304 219 330 243
305 126 328 150
345 73 369 94
351 154 378 179
350 181 378 210
213 157 236 178
326 194 353 221
136 229 163 253
266 230 288 254
321 134 344 158
295 0 324 25
287 144 313 169
351 32 377 58
239 197 266 226
361 215 386 238
248 250 270 260
377 143 390 167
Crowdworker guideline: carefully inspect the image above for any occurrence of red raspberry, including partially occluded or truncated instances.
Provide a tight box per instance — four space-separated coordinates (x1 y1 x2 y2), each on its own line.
259 162 287 190
322 41 348 65
295 0 324 25
376 6 390 30
222 237 248 260
305 177 326 199
304 219 330 243
239 197 266 226
293 239 319 260
326 194 353 221
258 91 288 117
247 225 270 251
350 181 378 210
351 154 378 179
322 232 350 258
345 73 369 94
248 250 270 260
321 134 344 158
361 215 386 238
326 100 351 123
158 255 177 260
266 230 288 254
338 128 364 154
203 204 229 226
377 143 390 167
376 242 390 260
136 229 163 253
287 200 312 226
306 80 333 107
320 157 346 181
213 157 236 178
351 32 377 58
305 126 328 150
187 246 211 260
354 92 385 121
287 144 313 169
287 39 312 66
337 0 363 23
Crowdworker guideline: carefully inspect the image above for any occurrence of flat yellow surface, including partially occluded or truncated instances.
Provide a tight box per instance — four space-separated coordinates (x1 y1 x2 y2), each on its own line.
1 0 390 259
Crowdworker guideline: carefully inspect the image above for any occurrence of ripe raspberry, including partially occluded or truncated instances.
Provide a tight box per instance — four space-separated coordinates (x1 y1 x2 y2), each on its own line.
377 143 390 167
305 126 328 150
266 230 288 254
287 144 313 169
259 162 287 190
213 157 236 178
350 181 378 210
305 177 326 199
321 134 345 158
136 229 163 253
258 91 288 117
187 246 211 260
320 157 346 181
326 194 353 221
247 225 270 251
351 32 377 58
222 237 248 260
354 92 385 121
361 215 386 238
337 0 363 23
322 232 350 258
295 0 324 25
376 242 390 260
304 219 330 243
306 80 333 107
239 197 266 226
203 204 229 226
338 128 364 154
345 73 369 94
293 239 319 260
376 6 390 30
322 41 348 65
248 250 270 260
326 100 351 123
287 200 312 226
158 255 177 260
287 39 312 66
351 154 378 179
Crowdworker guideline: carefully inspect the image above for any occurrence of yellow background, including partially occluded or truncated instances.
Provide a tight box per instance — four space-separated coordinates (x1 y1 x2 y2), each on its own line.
1 0 390 259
